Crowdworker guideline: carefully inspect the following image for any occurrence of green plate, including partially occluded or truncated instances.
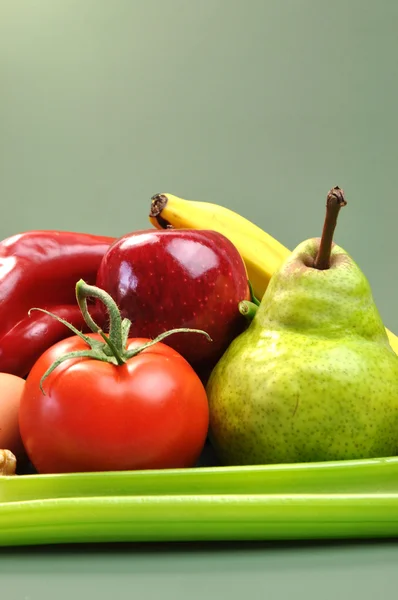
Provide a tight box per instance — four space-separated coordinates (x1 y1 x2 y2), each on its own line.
2 453 398 547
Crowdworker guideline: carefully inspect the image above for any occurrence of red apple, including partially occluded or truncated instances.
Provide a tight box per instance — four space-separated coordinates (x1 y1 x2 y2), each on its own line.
95 228 250 373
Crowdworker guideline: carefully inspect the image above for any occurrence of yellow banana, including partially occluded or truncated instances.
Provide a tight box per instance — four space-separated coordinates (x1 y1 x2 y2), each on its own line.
386 329 398 353
149 192 398 355
149 193 291 300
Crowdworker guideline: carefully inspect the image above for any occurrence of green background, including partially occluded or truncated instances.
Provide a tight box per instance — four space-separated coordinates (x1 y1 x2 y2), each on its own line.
1 0 398 597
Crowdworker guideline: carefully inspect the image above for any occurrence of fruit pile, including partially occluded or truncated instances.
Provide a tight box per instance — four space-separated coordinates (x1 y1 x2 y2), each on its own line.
1 186 398 476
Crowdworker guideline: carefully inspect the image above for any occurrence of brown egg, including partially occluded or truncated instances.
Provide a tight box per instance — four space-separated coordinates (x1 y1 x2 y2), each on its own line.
0 372 27 463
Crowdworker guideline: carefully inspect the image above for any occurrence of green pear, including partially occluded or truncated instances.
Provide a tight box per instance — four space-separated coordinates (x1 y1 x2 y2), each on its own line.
206 187 398 465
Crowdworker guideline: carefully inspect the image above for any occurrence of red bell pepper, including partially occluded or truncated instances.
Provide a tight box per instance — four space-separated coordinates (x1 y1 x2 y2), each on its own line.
0 230 115 377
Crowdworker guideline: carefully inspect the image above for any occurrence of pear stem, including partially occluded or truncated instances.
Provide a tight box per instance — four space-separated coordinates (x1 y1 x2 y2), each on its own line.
314 186 347 270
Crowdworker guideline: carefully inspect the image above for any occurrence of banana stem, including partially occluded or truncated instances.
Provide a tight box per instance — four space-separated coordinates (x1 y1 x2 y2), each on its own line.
150 194 174 229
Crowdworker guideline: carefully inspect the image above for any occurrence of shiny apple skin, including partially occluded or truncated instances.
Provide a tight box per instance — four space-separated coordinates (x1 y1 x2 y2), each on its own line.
95 228 250 370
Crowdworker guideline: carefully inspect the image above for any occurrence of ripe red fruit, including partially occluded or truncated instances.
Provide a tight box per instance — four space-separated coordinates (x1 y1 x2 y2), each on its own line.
95 229 250 372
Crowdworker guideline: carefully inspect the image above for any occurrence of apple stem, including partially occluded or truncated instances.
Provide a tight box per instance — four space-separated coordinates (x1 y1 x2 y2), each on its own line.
314 186 347 270
239 300 258 322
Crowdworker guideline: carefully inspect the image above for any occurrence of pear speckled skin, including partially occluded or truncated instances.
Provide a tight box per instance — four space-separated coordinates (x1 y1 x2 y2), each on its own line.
206 237 398 466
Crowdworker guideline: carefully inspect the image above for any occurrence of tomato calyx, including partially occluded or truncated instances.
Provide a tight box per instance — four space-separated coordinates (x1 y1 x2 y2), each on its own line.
28 279 212 395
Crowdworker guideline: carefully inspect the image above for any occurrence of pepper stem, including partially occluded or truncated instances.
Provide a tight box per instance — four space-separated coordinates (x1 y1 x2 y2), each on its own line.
314 186 347 270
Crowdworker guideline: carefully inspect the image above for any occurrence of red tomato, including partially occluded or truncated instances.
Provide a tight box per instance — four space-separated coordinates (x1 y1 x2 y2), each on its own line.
19 334 209 474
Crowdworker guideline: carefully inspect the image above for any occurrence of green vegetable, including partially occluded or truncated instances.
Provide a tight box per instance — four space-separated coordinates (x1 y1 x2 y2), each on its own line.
1 456 398 546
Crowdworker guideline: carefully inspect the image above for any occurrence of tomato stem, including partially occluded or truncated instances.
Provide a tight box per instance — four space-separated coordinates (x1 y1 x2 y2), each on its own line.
28 307 99 348
126 328 212 359
30 280 213 395
97 329 126 365
38 349 118 395
75 280 125 354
